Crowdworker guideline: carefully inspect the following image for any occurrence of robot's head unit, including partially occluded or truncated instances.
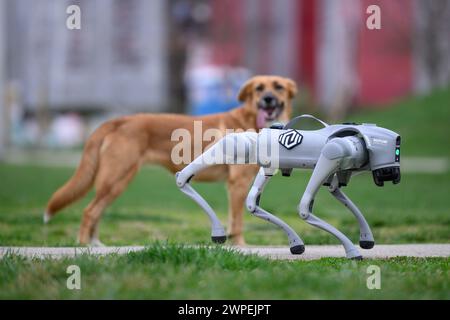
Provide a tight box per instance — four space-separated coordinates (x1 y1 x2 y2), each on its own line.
270 116 402 188
362 128 401 187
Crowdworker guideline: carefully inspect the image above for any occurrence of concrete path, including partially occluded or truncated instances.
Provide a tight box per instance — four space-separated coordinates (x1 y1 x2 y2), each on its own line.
235 244 450 260
1 244 449 260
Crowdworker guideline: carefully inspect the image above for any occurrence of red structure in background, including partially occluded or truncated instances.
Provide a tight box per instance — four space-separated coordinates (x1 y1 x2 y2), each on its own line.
357 0 413 106
208 0 415 108
298 0 317 98
210 0 245 67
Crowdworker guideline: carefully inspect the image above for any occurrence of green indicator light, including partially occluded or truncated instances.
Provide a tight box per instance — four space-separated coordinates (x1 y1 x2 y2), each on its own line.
395 149 400 156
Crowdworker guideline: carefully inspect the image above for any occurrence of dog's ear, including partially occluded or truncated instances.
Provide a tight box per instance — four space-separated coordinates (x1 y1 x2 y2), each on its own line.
237 78 254 102
286 78 298 99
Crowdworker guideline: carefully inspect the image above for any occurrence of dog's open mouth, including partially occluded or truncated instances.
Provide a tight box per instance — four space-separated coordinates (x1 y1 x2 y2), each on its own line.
257 103 284 128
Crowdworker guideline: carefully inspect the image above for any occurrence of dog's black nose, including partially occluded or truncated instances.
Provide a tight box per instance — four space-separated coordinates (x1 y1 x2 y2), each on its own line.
264 96 274 104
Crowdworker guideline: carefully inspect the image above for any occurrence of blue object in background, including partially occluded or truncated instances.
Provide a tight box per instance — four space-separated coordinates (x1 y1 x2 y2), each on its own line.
186 66 251 115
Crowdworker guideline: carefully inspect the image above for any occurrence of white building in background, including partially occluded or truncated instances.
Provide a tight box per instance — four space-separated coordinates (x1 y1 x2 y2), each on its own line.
5 0 168 112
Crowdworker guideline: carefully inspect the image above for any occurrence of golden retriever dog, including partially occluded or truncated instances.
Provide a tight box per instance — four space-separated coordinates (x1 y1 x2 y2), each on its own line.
44 75 297 246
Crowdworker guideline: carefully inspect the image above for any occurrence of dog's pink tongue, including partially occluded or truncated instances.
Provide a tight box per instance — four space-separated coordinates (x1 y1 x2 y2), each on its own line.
257 110 267 129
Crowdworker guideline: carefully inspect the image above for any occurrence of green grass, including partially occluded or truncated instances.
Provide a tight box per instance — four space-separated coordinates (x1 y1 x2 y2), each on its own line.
0 243 448 299
0 88 449 299
0 163 449 247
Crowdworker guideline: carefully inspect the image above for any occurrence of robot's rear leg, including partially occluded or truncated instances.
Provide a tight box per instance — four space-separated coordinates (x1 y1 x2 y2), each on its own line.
253 207 305 254
176 173 227 243
329 183 375 249
175 132 258 244
246 169 305 254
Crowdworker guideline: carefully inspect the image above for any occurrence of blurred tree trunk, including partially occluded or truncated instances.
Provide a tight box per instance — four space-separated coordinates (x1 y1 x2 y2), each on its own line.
414 0 450 93
0 0 6 158
167 0 188 114
317 0 361 121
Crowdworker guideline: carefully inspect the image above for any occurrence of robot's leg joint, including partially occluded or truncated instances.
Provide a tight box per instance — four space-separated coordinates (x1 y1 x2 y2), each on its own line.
298 196 314 220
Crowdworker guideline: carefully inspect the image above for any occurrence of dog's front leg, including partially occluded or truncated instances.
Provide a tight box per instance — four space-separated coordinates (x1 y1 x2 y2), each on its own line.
226 165 259 246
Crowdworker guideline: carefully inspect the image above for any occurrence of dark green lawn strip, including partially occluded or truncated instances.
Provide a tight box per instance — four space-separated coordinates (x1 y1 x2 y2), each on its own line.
0 243 448 299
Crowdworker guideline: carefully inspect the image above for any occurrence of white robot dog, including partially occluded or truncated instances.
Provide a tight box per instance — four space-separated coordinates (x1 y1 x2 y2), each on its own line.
176 115 401 259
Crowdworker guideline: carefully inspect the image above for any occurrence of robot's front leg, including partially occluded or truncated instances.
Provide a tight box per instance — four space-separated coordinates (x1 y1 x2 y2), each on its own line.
246 168 305 254
328 176 375 249
298 138 363 259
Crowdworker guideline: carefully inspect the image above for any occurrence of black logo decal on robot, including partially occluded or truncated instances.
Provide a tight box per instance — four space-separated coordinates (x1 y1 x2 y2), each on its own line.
278 129 303 150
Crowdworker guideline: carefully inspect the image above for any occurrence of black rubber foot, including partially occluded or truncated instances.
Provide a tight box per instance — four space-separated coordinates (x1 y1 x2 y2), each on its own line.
360 241 375 249
351 256 363 261
290 245 305 255
211 236 227 244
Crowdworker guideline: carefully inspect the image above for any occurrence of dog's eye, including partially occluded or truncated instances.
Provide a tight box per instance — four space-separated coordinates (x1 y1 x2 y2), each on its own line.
255 84 265 92
274 83 284 91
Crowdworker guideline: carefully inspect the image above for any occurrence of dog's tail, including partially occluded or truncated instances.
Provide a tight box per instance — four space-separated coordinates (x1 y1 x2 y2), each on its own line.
44 120 121 223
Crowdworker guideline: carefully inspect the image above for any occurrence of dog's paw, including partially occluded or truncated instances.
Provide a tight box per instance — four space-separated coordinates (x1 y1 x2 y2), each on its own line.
228 235 246 246
89 238 106 247
43 211 51 224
